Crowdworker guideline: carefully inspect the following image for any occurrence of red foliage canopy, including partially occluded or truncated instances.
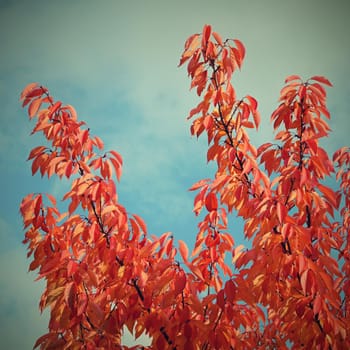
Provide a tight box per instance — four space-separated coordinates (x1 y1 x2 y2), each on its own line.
20 25 349 349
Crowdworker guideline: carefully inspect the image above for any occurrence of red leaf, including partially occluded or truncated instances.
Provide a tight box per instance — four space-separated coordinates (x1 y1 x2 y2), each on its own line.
94 136 104 150
276 202 287 223
34 195 42 217
310 75 333 87
245 95 257 111
20 82 38 100
202 24 211 45
48 101 62 118
62 104 77 120
306 139 318 155
109 150 123 166
174 270 187 296
68 197 79 215
27 146 47 161
65 160 73 178
87 302 104 325
205 192 218 211
217 289 225 309
67 260 78 277
233 39 246 62
110 157 122 181
33 333 54 349
318 183 339 208
77 293 88 316
313 294 322 315
257 143 273 156
25 87 44 99
298 85 306 100
224 279 236 302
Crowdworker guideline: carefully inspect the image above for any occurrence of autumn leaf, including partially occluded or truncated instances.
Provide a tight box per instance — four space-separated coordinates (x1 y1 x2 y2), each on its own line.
205 192 218 211
285 75 301 83
28 98 43 118
310 75 333 87
174 270 187 296
178 240 189 263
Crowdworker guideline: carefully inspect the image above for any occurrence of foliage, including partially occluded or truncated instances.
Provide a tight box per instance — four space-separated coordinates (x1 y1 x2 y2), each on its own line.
20 25 349 349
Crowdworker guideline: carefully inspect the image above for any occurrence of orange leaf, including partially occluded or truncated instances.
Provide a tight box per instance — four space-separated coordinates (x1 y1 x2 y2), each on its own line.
189 179 209 191
45 193 57 207
178 240 189 262
276 202 287 223
67 260 78 277
101 159 112 179
299 255 307 275
233 39 245 62
110 157 122 181
318 183 339 208
94 136 104 150
252 110 261 130
300 269 309 295
185 33 200 51
133 214 147 234
241 157 252 174
245 95 257 111
28 98 43 118
109 150 123 165
64 281 76 310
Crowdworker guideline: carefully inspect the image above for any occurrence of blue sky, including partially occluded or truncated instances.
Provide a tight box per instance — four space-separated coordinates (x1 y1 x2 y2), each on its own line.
0 0 349 347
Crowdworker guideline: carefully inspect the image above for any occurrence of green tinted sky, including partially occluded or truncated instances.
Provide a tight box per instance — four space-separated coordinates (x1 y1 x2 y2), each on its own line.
0 0 349 347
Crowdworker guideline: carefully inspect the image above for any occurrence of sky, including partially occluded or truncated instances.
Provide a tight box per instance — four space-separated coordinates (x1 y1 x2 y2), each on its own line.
0 0 349 348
